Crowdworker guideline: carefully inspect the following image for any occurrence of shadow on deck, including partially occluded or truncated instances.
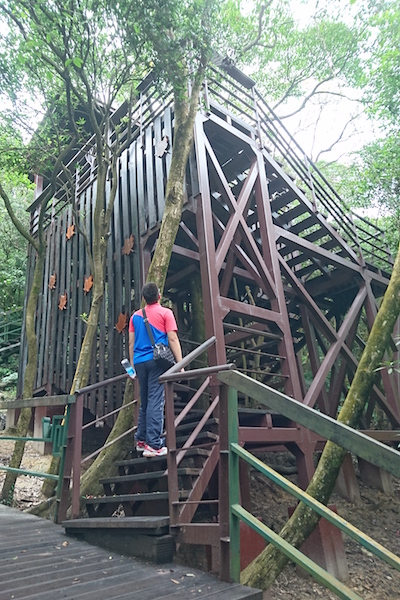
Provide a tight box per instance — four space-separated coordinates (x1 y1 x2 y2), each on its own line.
0 505 262 600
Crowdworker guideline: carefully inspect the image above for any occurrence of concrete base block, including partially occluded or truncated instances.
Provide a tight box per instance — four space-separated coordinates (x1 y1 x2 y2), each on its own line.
68 529 174 563
334 453 361 503
289 504 349 582
358 458 395 495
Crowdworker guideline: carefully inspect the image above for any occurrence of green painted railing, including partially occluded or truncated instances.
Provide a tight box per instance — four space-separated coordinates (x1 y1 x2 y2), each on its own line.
0 395 75 522
220 372 400 600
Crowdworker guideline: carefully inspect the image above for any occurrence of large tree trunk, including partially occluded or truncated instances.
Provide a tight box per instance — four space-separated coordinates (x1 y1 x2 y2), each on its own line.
241 246 400 590
146 81 202 293
1 244 45 503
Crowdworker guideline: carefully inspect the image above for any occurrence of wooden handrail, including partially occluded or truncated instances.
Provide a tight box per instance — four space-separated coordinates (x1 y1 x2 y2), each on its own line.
159 335 216 379
226 383 400 596
0 395 75 410
219 370 400 479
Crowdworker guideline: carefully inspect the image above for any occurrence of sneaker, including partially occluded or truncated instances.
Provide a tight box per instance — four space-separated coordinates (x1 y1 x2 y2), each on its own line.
136 440 146 453
143 444 167 458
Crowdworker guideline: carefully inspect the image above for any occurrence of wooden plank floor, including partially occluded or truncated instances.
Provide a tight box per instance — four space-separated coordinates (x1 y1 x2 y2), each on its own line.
0 505 263 600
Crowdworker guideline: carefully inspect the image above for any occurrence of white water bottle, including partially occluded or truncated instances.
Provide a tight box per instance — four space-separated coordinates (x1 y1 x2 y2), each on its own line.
121 358 136 379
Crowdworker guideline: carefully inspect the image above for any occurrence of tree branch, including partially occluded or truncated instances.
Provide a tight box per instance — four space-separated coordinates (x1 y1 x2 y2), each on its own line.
315 112 361 162
241 1 275 55
0 180 38 250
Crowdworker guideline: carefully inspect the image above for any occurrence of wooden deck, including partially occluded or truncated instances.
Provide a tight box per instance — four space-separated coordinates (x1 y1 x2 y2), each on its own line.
0 505 262 600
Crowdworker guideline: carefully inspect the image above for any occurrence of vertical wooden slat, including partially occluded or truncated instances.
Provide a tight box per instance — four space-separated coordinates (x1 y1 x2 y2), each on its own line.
105 173 115 415
128 142 141 304
43 220 56 388
83 184 93 322
67 206 80 391
36 224 51 389
120 148 131 363
75 191 86 365
98 179 107 404
145 125 156 229
113 158 123 407
153 115 165 221
136 140 146 235
61 205 73 392
55 213 67 389
98 292 106 408
48 215 62 391
87 182 96 415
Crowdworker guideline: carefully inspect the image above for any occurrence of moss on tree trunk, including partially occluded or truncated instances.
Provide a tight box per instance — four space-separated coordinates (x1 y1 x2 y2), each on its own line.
146 81 202 294
241 244 400 590
80 379 136 500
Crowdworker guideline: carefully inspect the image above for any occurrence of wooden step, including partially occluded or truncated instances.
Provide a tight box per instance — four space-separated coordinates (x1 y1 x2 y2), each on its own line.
99 468 200 486
276 202 308 225
63 516 174 563
116 447 210 469
176 417 218 434
63 516 169 535
175 430 218 446
289 215 320 237
84 490 189 507
173 404 205 415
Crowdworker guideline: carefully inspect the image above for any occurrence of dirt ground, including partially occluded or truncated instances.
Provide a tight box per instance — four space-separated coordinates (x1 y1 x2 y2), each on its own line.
250 455 400 600
0 441 399 599
0 440 53 508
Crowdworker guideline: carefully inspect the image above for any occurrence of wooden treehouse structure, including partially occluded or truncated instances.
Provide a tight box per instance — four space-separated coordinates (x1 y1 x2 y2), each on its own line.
18 61 400 578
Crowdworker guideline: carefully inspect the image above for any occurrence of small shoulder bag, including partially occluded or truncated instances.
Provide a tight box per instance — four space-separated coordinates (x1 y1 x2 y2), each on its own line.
142 308 176 372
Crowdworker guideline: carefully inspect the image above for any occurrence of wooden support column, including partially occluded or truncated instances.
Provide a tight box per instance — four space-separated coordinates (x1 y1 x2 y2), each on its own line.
255 151 303 401
194 114 230 579
334 453 361 503
358 458 395 495
300 304 330 414
193 115 227 366
288 504 349 582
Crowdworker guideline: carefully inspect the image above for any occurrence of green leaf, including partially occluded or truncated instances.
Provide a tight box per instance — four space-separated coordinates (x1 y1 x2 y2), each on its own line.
73 57 83 68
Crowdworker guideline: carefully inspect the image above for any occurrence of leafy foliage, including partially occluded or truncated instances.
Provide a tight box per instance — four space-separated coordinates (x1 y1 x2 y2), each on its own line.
364 0 400 125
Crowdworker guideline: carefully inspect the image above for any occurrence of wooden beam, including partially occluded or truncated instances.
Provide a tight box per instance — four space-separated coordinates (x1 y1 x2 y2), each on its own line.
0 395 75 410
276 226 363 275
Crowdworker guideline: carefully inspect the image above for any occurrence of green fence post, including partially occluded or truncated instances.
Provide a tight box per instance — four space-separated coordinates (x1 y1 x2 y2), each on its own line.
228 385 240 582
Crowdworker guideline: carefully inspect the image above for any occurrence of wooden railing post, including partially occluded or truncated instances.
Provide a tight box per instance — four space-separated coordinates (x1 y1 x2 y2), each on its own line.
71 392 84 519
227 385 240 582
165 381 179 527
218 381 230 582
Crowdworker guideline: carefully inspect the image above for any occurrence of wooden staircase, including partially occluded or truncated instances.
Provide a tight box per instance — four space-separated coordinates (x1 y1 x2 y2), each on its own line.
64 401 220 564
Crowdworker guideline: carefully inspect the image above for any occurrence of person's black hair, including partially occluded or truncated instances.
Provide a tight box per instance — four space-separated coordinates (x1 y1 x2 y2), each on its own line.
142 282 159 304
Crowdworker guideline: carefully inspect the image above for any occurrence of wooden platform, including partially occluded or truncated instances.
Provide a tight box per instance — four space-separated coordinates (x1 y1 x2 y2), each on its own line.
0 505 262 600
